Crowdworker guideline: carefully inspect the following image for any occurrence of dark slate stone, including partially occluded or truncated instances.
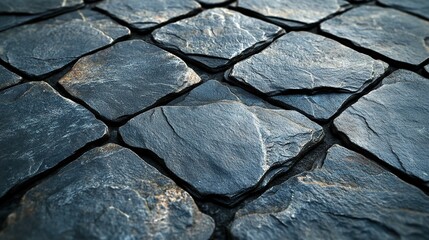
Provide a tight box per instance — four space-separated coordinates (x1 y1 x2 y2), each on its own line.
197 0 232 6
321 6 429 66
96 0 201 32
230 145 429 240
0 65 21 90
334 70 429 185
152 8 284 71
0 144 215 239
59 40 201 121
425 64 429 74
0 10 130 77
120 80 323 203
0 15 35 32
0 82 107 198
0 0 83 14
234 0 349 28
378 0 429 20
227 31 387 121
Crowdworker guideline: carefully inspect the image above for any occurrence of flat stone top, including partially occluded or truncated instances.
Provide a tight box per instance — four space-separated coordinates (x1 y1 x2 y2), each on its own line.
96 0 201 31
378 0 429 20
0 0 83 14
321 5 429 65
0 65 21 90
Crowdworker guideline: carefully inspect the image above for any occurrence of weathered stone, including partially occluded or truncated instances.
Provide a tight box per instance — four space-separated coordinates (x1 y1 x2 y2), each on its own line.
227 31 387 121
96 0 201 32
197 0 232 5
321 6 429 66
0 144 214 239
425 64 429 74
0 0 83 14
59 40 201 121
0 15 35 32
230 145 429 240
0 65 21 90
0 82 107 198
120 80 323 203
234 0 349 28
378 0 429 20
153 8 284 71
0 10 130 77
334 70 429 185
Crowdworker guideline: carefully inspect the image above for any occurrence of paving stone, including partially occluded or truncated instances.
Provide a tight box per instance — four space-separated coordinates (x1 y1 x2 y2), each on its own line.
0 65 21 90
197 0 232 5
0 10 130 78
153 8 284 71
230 145 429 239
120 80 324 203
59 40 201 121
334 70 429 185
234 0 349 28
0 0 83 14
425 64 429 74
378 0 429 20
96 0 201 32
0 15 35 32
0 144 214 240
0 82 107 198
321 6 429 66
227 31 387 121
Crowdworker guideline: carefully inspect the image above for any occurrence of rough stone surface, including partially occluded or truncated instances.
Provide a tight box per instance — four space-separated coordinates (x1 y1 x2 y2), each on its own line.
120 80 324 203
197 0 232 5
0 144 214 240
0 15 35 32
0 0 83 14
0 65 21 90
96 0 201 32
321 6 429 66
228 31 387 120
378 0 429 20
59 40 201 121
0 10 130 77
235 0 349 28
0 82 107 198
230 145 429 239
334 70 429 185
153 8 284 71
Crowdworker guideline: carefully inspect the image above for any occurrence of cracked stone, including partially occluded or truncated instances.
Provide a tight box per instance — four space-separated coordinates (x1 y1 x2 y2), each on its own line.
227 31 387 121
334 70 429 185
120 80 324 204
0 10 130 78
0 82 107 198
378 0 429 20
0 0 83 14
321 6 429 66
230 145 429 240
59 40 201 121
96 0 201 32
234 0 349 28
0 65 21 90
0 144 215 240
152 8 284 71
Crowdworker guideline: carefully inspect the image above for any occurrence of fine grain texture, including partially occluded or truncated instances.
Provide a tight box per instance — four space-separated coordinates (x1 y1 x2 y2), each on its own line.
0 65 21 90
378 0 429 20
0 0 83 14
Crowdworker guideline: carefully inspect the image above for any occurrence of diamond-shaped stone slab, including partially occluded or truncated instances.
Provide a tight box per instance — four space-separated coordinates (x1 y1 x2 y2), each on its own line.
230 145 429 239
334 70 429 185
227 31 387 121
321 6 429 66
234 0 349 28
0 82 107 198
0 10 130 78
96 0 201 32
153 8 284 71
59 40 201 122
120 80 323 204
0 144 215 239
0 65 21 90
378 0 429 20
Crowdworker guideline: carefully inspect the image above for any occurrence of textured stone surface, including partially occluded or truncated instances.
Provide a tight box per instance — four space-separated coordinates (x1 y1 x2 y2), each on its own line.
425 64 429 74
228 32 387 120
230 145 429 240
120 80 323 203
59 40 201 121
0 65 21 90
235 0 349 28
334 70 429 185
96 0 201 31
197 0 232 5
378 0 429 20
0 10 130 77
0 0 83 14
0 15 35 32
0 82 107 198
153 8 284 71
321 6 429 66
0 144 214 239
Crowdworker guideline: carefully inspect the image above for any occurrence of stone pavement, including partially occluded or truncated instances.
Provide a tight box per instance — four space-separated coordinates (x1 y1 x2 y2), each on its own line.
0 0 428 239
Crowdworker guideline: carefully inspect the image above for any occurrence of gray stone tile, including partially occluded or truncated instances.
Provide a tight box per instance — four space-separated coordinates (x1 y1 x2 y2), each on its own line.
0 65 21 90
378 0 429 20
0 0 83 14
